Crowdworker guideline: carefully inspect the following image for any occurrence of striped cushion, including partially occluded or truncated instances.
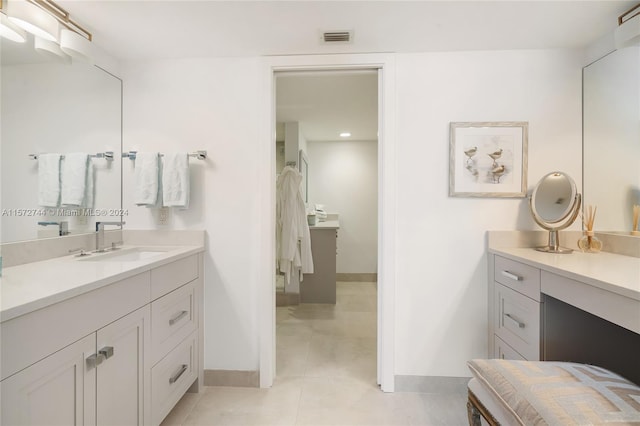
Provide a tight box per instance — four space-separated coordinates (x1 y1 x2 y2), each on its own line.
468 359 640 425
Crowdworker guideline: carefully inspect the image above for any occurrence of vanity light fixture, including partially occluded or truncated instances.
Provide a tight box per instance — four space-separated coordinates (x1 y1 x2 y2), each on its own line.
6 0 59 41
60 28 92 62
615 13 640 48
0 11 26 42
34 35 70 62
0 0 93 59
339 132 351 138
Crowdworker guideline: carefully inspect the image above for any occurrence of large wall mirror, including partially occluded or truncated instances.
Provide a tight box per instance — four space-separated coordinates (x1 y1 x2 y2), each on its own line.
583 45 640 235
1 37 122 244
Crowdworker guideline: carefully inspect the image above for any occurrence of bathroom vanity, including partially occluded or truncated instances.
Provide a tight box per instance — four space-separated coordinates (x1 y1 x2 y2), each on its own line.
488 238 640 384
0 240 204 426
301 220 340 303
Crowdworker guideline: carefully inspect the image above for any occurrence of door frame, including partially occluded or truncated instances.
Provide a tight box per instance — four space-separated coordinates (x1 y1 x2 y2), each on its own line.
257 53 397 392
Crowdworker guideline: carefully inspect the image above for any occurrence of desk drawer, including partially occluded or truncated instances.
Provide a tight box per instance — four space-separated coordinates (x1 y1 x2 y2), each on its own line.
494 335 526 361
494 283 541 360
151 280 197 365
495 256 541 301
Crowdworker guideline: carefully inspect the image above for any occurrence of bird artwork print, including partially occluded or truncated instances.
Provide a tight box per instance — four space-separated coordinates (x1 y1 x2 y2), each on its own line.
488 148 503 166
464 146 477 165
490 164 506 183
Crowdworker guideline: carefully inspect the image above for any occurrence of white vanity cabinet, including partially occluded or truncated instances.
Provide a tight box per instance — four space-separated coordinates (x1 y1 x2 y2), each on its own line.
489 255 543 361
1 333 97 425
1 305 149 426
1 250 204 426
149 256 200 425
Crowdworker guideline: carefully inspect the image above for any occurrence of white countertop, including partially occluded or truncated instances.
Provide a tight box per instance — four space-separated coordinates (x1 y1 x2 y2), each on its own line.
489 247 640 301
0 244 204 323
309 220 340 230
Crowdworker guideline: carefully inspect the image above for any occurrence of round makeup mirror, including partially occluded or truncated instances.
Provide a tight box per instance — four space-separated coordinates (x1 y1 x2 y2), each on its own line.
530 171 581 253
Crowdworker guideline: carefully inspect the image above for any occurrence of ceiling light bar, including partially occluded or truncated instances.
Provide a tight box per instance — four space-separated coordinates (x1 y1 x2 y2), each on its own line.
32 0 91 41
6 0 59 41
0 0 91 42
0 11 26 42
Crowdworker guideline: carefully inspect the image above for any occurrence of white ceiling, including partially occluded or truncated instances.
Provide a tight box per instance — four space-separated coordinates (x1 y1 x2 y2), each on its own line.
276 70 378 142
56 1 635 61
40 1 635 143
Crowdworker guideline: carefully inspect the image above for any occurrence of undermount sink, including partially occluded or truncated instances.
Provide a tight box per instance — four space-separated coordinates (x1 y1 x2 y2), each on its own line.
78 247 170 262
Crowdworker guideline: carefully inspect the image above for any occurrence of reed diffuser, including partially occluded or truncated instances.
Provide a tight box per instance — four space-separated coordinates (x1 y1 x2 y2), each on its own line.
632 205 640 236
578 205 602 253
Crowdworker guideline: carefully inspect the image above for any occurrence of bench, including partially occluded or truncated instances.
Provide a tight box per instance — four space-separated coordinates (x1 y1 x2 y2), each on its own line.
467 359 640 425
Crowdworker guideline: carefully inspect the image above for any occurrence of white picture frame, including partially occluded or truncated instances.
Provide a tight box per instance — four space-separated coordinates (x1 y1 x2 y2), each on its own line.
449 121 528 198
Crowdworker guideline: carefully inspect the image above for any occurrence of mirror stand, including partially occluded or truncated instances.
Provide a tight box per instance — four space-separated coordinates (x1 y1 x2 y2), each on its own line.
530 193 581 254
537 230 573 254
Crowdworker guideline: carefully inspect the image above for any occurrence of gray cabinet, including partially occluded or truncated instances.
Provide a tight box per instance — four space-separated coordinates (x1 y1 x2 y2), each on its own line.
301 228 337 304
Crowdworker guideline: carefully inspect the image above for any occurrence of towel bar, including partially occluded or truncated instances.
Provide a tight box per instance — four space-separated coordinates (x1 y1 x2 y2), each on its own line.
122 150 207 161
29 152 114 161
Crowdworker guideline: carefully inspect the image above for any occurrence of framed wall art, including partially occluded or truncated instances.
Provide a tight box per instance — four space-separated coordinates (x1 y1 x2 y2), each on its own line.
449 121 528 197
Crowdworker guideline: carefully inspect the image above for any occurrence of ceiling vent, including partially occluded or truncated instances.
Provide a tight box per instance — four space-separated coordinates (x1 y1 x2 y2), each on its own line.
322 30 353 43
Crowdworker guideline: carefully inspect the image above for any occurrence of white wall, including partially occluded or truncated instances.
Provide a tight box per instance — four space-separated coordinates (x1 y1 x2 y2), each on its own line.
121 57 262 371
307 140 378 274
121 48 583 379
394 49 583 377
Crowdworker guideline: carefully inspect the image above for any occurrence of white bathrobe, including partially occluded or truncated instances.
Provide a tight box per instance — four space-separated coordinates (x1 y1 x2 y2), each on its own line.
276 166 314 285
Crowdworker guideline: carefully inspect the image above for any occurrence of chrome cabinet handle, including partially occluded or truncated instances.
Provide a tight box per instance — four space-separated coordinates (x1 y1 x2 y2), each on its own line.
99 346 114 360
86 353 103 370
169 364 188 384
504 313 525 329
169 310 189 326
87 347 114 370
501 270 523 281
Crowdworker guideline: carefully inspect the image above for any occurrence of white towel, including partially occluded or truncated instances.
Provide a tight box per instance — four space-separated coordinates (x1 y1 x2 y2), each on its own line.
61 153 89 206
162 153 190 208
134 152 160 206
38 153 61 207
83 161 94 209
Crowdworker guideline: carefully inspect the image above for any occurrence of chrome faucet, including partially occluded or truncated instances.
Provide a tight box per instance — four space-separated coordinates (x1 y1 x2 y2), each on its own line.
95 221 125 253
37 221 69 236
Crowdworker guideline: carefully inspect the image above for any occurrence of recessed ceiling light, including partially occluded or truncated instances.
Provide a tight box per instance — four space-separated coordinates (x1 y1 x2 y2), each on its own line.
339 132 351 138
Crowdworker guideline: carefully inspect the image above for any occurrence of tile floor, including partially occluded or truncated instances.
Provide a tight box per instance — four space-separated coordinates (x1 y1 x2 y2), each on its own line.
161 282 469 425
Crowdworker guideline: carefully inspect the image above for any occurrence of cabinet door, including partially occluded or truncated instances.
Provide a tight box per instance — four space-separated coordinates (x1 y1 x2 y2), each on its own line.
96 306 150 426
1 334 96 426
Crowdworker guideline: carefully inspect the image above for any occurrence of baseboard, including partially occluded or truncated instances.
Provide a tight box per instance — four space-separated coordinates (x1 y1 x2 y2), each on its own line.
204 369 260 387
336 273 378 282
395 375 470 393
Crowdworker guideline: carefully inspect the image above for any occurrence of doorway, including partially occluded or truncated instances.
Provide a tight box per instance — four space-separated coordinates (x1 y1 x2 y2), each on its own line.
258 54 397 392
274 69 379 384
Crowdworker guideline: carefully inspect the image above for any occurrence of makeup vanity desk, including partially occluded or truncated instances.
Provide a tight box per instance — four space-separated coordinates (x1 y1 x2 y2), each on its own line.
488 246 640 384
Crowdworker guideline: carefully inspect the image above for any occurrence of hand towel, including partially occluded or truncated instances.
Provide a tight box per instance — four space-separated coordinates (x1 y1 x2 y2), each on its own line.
83 161 95 209
134 152 160 206
162 153 190 208
38 153 61 207
61 153 89 206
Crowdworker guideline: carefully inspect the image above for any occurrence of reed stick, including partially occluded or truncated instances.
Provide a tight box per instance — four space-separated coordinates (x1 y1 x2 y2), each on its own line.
633 204 640 233
582 205 597 231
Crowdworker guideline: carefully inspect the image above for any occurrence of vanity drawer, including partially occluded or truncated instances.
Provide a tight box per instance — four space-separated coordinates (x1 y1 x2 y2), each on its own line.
151 331 198 426
495 256 541 301
151 255 198 300
151 280 197 365
494 283 541 360
494 335 526 361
